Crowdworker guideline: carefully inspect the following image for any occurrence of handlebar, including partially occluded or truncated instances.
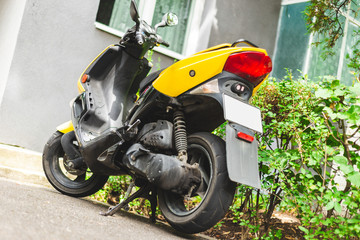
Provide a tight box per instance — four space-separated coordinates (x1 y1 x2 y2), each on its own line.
155 35 170 47
128 23 170 48
135 31 144 45
161 40 170 47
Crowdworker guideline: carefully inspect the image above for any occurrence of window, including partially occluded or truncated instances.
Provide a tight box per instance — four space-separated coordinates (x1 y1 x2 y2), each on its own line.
95 0 203 59
272 0 360 85
272 1 310 79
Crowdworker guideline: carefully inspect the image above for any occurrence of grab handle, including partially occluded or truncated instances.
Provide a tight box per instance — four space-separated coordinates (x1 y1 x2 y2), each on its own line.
231 39 258 48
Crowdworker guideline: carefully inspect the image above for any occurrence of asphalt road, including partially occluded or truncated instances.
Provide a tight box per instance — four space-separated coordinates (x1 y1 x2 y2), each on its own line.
0 177 210 240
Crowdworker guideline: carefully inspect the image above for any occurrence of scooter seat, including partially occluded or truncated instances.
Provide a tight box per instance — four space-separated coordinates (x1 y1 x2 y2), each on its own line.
139 69 163 93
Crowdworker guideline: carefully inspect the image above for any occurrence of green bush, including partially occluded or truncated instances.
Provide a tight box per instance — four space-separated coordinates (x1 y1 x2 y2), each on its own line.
238 73 360 239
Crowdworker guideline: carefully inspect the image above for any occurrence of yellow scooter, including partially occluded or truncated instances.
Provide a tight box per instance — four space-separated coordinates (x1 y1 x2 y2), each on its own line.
42 0 272 234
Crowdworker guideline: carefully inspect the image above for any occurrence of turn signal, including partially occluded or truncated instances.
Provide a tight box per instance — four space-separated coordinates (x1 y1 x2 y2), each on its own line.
237 132 254 143
223 52 272 87
81 74 89 83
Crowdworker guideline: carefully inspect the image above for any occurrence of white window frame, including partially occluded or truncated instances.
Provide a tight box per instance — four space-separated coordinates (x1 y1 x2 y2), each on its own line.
95 0 205 60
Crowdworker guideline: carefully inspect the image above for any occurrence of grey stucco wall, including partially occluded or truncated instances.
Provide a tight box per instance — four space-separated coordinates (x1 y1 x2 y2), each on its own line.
0 0 27 105
0 0 172 151
209 0 281 57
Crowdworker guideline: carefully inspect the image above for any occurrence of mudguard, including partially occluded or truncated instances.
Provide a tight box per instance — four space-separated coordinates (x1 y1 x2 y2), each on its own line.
225 124 261 189
56 121 74 134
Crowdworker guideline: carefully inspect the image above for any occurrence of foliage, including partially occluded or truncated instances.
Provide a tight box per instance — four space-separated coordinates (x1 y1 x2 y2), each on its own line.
305 0 360 78
230 73 360 239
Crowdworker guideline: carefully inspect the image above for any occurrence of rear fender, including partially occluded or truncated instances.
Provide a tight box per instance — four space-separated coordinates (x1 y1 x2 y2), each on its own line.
56 121 74 134
225 123 261 189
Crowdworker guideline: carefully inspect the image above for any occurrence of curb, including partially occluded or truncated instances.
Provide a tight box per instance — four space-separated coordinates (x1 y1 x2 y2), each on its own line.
0 144 50 187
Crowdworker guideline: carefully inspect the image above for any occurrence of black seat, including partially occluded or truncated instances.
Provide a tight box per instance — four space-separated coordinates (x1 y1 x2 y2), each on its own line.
139 69 163 93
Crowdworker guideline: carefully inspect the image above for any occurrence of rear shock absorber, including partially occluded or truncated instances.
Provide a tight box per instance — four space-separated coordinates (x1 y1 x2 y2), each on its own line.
173 110 188 162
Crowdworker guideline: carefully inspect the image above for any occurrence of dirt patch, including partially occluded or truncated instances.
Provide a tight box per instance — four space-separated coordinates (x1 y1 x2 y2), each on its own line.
203 212 304 240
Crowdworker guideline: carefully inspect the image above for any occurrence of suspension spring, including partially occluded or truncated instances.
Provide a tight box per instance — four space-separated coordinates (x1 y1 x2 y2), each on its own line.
173 110 188 162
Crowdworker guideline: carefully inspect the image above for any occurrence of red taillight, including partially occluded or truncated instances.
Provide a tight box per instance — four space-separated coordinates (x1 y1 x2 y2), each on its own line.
237 132 254 143
223 52 272 86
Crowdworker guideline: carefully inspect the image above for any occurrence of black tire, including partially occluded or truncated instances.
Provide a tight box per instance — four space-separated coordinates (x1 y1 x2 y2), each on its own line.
42 131 108 197
158 132 236 234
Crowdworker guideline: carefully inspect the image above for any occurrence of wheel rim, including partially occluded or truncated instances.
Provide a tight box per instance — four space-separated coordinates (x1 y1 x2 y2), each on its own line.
162 143 213 216
49 143 96 189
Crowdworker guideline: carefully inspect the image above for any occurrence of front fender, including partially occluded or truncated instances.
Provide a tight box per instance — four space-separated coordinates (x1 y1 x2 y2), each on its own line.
225 124 261 189
56 121 74 134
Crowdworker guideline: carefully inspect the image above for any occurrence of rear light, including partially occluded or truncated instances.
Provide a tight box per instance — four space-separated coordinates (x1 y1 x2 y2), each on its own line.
189 79 219 94
223 52 272 87
237 132 254 143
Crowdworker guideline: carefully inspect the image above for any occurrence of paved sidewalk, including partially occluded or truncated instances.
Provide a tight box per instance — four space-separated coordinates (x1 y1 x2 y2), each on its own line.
0 143 214 239
0 143 50 187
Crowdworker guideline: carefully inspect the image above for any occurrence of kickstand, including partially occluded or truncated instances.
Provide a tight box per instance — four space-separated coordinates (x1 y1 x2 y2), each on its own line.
100 182 158 223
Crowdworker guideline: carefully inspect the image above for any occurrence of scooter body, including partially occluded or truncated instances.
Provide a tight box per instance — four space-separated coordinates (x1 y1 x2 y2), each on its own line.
44 0 272 234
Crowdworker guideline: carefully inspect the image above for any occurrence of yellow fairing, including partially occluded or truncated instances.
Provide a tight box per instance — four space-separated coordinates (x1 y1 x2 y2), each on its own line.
77 79 85 93
57 121 74 134
153 45 268 97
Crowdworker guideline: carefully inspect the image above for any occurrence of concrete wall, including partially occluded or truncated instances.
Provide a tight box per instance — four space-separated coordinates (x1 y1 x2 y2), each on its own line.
0 0 172 151
209 0 281 57
0 0 27 105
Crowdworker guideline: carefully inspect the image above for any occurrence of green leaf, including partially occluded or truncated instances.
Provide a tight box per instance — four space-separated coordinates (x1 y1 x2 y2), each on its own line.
315 88 332 98
340 165 354 175
334 156 348 166
299 226 309 234
331 80 340 88
326 201 335 210
334 202 342 214
349 83 360 96
348 172 360 187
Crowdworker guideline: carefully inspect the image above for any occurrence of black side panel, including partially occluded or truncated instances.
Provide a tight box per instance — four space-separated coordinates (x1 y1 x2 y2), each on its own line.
179 94 225 134
80 132 123 175
72 46 150 174
139 69 163 93
73 46 150 146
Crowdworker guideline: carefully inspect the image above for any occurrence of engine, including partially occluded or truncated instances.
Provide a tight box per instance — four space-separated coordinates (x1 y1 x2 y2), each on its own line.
121 120 201 195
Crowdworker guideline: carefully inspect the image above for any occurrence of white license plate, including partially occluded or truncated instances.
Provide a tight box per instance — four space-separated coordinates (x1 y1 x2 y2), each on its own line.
223 94 263 133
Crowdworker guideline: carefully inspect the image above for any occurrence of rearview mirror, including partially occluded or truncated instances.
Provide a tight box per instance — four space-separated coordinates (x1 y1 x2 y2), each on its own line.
155 13 178 31
164 12 178 26
130 0 140 25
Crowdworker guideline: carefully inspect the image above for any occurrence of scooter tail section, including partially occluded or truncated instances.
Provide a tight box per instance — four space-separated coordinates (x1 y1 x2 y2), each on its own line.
56 121 74 134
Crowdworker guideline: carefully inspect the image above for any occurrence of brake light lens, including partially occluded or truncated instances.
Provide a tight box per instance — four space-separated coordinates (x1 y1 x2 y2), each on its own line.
223 52 272 87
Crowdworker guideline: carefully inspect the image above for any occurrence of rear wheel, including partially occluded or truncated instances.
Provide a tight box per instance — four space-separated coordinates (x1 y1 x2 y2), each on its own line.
158 132 236 234
42 131 108 197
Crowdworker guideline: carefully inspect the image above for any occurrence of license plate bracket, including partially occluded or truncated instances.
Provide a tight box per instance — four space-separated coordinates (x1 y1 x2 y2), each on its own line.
223 94 263 133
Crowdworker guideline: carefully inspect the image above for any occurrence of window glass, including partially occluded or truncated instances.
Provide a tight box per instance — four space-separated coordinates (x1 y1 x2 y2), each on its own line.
341 21 360 85
95 0 192 55
307 34 342 80
350 0 360 21
151 0 192 54
96 0 116 25
108 0 140 33
272 2 310 79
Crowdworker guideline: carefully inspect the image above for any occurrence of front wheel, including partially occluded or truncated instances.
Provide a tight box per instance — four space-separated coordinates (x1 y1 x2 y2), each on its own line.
42 131 108 197
158 132 236 234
